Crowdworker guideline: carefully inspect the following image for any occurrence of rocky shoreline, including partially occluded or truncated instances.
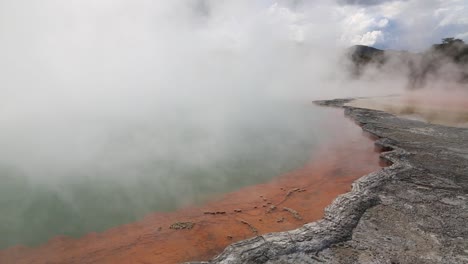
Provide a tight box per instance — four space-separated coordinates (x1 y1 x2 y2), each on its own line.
190 98 468 264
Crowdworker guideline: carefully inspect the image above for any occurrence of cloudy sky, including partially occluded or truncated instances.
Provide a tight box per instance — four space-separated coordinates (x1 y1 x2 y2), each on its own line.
266 0 468 50
1 0 466 55
338 0 468 49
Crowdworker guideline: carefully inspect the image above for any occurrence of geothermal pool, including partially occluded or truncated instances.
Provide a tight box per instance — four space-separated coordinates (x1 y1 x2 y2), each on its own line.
0 103 384 264
0 102 338 249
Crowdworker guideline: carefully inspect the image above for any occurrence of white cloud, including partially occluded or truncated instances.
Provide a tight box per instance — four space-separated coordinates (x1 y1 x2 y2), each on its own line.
338 6 390 46
456 31 468 40
377 18 389 27
345 11 378 31
435 5 468 27
337 0 468 49
378 1 406 18
352 30 384 45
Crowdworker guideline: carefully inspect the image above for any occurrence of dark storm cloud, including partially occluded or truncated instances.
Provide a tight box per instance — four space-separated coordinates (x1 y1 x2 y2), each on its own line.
280 0 305 8
338 0 402 6
190 0 210 17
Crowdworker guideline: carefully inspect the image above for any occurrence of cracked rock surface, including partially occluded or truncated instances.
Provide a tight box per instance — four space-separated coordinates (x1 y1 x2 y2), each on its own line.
188 98 468 264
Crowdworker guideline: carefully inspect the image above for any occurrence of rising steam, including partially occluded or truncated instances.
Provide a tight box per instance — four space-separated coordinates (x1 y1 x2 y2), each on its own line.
0 0 465 248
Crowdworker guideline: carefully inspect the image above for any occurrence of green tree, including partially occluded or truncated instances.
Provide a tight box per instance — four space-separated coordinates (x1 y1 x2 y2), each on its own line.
441 37 464 45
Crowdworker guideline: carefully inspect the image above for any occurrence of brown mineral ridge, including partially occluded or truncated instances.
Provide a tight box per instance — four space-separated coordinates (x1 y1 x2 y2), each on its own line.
0 110 384 264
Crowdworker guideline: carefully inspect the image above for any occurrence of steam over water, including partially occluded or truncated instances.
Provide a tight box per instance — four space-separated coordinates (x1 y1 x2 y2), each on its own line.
0 103 336 248
0 0 403 250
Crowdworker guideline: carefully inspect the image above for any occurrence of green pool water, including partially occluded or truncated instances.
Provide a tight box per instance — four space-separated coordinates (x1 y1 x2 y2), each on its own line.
0 103 335 249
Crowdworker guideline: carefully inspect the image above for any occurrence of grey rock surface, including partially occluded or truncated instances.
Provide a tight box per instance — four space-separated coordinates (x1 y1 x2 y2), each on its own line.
189 99 468 264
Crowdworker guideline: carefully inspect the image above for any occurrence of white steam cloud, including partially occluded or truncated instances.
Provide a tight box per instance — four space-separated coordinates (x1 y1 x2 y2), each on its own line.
0 0 386 181
0 0 465 247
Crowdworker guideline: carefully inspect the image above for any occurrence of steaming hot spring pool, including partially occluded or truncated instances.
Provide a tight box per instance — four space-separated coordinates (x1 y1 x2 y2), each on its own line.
0 102 339 249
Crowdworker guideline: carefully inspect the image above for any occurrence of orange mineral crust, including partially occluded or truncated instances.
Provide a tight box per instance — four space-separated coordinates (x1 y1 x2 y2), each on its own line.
0 110 384 264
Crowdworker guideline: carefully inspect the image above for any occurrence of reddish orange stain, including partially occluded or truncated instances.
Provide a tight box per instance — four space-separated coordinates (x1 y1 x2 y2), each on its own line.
0 109 384 264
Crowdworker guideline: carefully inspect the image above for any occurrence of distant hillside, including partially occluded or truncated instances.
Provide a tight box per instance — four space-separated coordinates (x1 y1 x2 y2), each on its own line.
350 45 385 64
348 45 385 76
347 38 468 89
432 38 468 64
410 38 468 88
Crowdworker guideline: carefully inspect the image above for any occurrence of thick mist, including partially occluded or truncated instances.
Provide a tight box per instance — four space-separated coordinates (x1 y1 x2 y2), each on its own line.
0 0 408 248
